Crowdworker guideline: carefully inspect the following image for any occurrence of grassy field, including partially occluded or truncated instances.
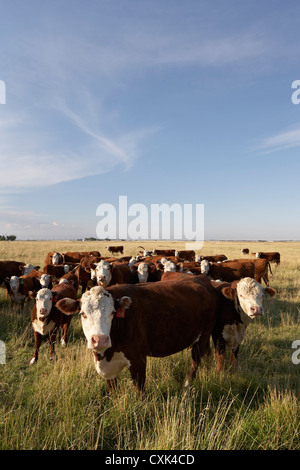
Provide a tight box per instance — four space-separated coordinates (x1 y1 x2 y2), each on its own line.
0 240 300 450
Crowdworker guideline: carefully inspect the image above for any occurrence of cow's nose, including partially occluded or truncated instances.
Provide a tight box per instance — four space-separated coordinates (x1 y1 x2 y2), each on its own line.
250 306 263 315
91 334 110 349
40 308 48 315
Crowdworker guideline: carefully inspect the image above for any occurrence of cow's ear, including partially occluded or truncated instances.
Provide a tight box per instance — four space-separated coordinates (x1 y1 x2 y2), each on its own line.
56 298 81 315
119 296 132 309
28 291 37 299
264 287 276 298
221 286 236 300
19 266 24 271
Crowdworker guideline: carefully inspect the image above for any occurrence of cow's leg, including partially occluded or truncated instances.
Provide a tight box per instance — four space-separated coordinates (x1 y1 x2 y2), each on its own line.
30 330 43 365
185 337 209 387
214 336 226 373
49 328 58 360
230 345 240 369
60 322 69 347
129 358 146 393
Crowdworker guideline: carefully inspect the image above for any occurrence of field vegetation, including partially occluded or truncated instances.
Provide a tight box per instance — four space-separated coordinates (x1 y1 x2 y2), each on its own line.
0 240 300 450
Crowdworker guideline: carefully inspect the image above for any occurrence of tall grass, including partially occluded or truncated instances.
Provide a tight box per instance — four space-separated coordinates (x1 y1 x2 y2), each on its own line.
0 241 300 449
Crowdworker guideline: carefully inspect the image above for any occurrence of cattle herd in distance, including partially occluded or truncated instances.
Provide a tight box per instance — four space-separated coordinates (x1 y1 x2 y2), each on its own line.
0 245 280 393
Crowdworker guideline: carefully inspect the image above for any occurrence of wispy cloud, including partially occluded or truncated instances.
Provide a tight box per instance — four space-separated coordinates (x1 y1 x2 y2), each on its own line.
256 124 300 154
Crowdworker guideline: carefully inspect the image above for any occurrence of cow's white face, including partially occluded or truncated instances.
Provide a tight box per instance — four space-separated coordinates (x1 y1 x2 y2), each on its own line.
22 264 35 275
195 254 201 262
63 265 70 273
9 276 20 292
201 259 210 274
236 278 265 318
163 261 176 272
39 274 51 288
52 253 60 265
137 262 149 282
80 286 115 353
129 257 137 270
35 288 53 318
143 250 150 256
95 261 112 287
256 252 261 258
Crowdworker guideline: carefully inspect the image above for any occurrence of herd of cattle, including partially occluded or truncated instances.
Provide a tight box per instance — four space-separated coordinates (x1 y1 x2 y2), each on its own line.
0 245 280 392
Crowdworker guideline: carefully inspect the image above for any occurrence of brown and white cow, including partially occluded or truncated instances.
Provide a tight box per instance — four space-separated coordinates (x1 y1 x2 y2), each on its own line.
92 260 138 287
196 254 228 263
152 249 176 257
44 252 64 266
199 259 255 282
56 277 220 392
211 278 276 372
4 271 51 309
222 258 272 286
175 250 195 261
106 246 124 255
255 252 280 265
29 282 78 364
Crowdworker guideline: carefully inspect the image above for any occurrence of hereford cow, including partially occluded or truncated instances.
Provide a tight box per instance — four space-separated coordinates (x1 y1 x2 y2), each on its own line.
0 260 25 285
222 258 272 286
175 250 195 261
56 277 220 392
196 254 228 263
93 260 138 287
199 259 255 282
44 252 64 266
106 246 124 255
29 282 77 364
255 252 280 265
241 248 249 255
211 278 276 372
19 263 41 275
4 270 52 309
152 249 176 257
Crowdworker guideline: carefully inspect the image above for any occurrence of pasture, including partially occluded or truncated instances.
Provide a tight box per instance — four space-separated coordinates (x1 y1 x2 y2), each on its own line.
0 240 300 450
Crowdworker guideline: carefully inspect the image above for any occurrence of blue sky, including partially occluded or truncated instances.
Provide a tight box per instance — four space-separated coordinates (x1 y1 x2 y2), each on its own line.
0 0 300 240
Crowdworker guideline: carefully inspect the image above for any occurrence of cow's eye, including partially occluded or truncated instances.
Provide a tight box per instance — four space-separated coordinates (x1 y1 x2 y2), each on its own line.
81 312 87 319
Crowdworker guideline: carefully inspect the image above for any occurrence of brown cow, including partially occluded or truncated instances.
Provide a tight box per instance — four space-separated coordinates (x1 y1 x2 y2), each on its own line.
175 250 195 261
4 275 37 309
56 277 220 392
0 260 25 285
44 252 64 266
255 252 280 265
222 258 272 286
241 248 249 255
198 259 255 282
106 246 124 255
29 282 77 364
211 278 276 372
43 263 74 278
152 249 176 257
197 254 228 262
93 260 138 287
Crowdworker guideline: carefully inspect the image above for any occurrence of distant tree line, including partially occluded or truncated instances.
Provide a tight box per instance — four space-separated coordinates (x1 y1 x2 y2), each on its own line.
0 235 17 241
